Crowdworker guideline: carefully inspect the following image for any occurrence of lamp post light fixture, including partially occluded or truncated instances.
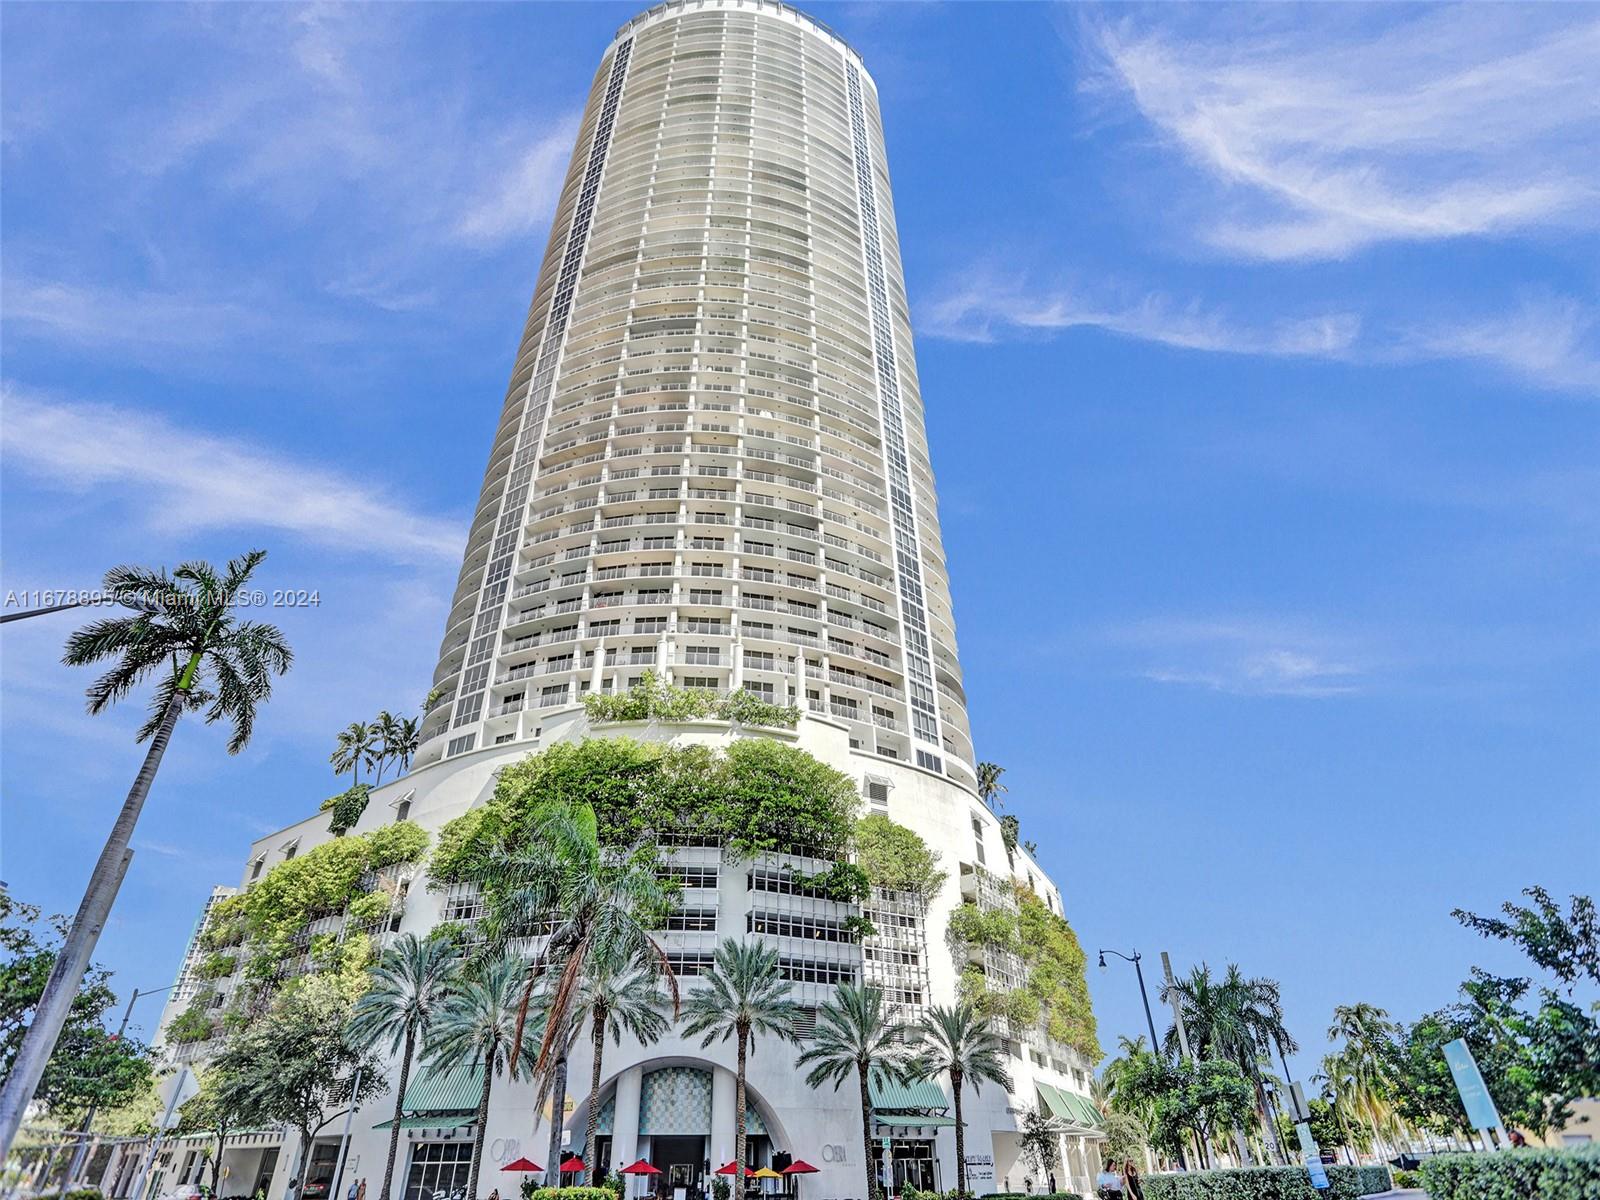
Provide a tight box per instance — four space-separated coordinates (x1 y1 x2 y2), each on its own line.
1098 948 1162 1057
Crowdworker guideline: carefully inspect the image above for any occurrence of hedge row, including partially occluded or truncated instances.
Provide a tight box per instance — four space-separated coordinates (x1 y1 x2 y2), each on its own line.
1143 1164 1389 1200
1419 1146 1600 1200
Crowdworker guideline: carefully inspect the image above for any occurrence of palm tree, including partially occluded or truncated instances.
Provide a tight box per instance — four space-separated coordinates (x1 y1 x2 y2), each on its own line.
1162 963 1296 1164
331 720 377 786
468 802 678 1184
911 1003 1012 1195
389 716 421 776
683 941 799 1192
1326 1003 1400 1160
347 934 462 1200
573 955 672 1183
425 955 536 1200
796 984 915 1200
975 762 1008 811
0 551 292 1153
370 711 402 783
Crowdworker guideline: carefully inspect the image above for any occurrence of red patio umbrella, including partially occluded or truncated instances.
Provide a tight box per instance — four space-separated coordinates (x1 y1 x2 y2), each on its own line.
619 1162 661 1176
781 1160 819 1200
502 1159 544 1173
559 1157 587 1174
714 1164 741 1176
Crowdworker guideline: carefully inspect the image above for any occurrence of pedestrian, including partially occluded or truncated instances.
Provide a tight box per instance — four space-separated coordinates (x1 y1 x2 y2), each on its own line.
1508 1130 1527 1149
347 1179 359 1200
1094 1161 1122 1200
286 1178 299 1200
1121 1162 1144 1200
357 1181 367 1200
1047 1174 1056 1195
489 1189 500 1200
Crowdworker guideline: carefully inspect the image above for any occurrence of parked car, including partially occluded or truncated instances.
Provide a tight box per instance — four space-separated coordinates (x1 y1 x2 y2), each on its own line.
160 1185 210 1200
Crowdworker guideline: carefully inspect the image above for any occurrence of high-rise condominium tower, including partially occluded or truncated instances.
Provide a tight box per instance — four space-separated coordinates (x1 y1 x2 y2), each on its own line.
148 7 1104 1200
414 0 975 782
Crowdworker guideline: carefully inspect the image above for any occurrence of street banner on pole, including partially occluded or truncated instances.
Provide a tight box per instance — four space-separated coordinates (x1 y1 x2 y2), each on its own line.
1442 1038 1503 1133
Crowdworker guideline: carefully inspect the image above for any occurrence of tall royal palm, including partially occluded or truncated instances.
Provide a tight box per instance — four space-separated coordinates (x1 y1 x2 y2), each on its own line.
469 802 677 1184
796 984 915 1200
683 940 799 1193
425 955 536 1200
370 711 402 783
574 955 672 1182
911 1003 1012 1196
0 551 292 1155
347 934 462 1200
331 720 377 786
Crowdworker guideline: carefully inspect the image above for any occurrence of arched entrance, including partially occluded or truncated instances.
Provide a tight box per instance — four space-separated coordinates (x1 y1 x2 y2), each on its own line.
585 1063 783 1200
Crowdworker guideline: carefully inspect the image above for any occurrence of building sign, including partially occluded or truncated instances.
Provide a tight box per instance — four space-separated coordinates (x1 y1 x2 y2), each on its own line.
1443 1038 1503 1133
820 1145 850 1164
963 1155 994 1191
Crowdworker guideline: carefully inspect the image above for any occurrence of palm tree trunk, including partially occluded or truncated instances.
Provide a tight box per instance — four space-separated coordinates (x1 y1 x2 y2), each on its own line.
0 678 191 1155
586 1006 608 1186
951 1069 965 1197
735 1027 748 1200
380 1029 416 1200
856 1065 876 1200
546 1054 569 1190
469 1049 495 1200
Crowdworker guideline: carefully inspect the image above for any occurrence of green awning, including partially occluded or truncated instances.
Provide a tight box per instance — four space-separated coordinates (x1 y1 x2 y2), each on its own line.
868 1078 948 1111
1036 1083 1073 1121
373 1114 475 1131
1066 1093 1104 1130
371 1065 481 1129
1037 1084 1103 1131
874 1113 956 1128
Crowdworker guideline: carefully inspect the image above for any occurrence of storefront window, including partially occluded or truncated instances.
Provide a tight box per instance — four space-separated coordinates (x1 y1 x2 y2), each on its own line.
403 1142 474 1200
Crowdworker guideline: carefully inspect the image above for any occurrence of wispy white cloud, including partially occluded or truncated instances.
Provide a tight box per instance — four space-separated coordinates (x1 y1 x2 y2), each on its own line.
923 272 1360 357
924 272 1600 396
456 118 581 245
1 387 463 564
1401 295 1600 396
1113 616 1369 698
1090 8 1600 259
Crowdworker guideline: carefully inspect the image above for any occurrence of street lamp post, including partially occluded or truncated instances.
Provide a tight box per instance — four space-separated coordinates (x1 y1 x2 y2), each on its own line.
1098 949 1161 1055
65 984 178 1185
1100 948 1188 1171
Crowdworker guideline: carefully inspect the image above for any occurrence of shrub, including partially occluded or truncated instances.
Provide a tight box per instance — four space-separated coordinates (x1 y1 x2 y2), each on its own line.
583 670 799 728
197 951 238 980
1419 1145 1600 1200
1390 1169 1419 1188
1143 1164 1389 1200
346 890 392 923
527 1189 617 1200
322 783 372 836
855 814 947 899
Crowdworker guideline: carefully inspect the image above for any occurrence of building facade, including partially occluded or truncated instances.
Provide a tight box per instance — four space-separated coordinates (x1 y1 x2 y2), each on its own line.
147 4 1103 1199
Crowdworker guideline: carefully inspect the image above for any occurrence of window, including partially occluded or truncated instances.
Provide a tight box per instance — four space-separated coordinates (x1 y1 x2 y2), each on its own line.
779 957 858 985
663 865 719 889
681 675 718 690
248 856 265 881
690 536 725 550
282 841 299 861
684 646 720 665
864 778 890 810
403 1141 474 1200
540 684 570 707
395 800 412 822
446 733 476 757
745 680 775 701
664 908 719 932
970 816 986 866
749 911 858 943
689 588 723 604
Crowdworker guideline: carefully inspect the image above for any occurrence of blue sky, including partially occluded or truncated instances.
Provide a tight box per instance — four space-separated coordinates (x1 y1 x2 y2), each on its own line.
2 3 1596 1078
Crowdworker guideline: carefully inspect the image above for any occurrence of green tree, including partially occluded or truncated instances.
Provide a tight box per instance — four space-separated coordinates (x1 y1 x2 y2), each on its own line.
425 955 536 1200
1099 1110 1149 1173
1017 1104 1057 1185
178 1067 252 1194
463 802 677 1185
1453 887 1598 992
1326 1002 1402 1157
796 984 915 1200
683 941 799 1194
212 975 387 1185
347 934 462 1200
852 816 946 900
1 552 292 1154
571 956 672 1183
975 763 1007 812
910 1003 1012 1195
388 716 421 778
331 721 377 786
